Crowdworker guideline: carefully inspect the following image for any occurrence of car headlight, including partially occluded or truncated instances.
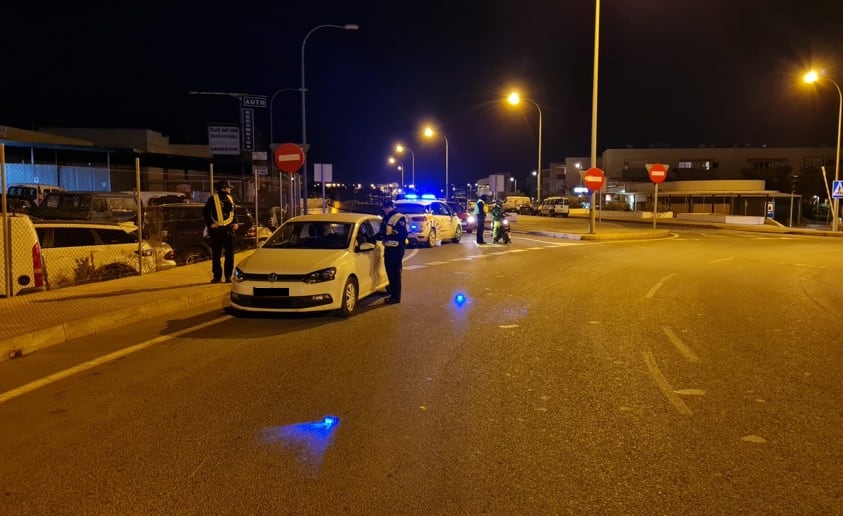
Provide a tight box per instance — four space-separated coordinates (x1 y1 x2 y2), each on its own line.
303 267 337 284
503 219 509 226
467 216 475 224
233 267 245 282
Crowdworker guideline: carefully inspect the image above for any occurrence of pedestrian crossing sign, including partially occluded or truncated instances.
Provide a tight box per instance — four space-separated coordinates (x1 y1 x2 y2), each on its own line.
834 180 843 199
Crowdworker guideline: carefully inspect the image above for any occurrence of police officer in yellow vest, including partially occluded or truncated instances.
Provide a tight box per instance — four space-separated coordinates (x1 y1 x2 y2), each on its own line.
203 180 240 283
378 199 408 305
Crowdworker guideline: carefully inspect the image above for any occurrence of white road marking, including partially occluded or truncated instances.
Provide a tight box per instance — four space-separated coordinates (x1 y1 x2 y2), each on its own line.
0 315 231 405
708 257 735 264
642 351 693 416
662 326 700 363
645 272 678 299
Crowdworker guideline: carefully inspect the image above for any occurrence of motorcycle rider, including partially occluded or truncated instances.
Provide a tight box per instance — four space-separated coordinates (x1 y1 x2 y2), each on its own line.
490 199 505 243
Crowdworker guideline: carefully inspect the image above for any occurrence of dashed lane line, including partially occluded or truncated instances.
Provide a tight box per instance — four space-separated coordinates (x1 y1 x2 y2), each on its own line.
642 350 693 416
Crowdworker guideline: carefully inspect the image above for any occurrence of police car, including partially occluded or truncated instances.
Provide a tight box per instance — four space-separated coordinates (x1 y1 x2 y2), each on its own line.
394 195 463 247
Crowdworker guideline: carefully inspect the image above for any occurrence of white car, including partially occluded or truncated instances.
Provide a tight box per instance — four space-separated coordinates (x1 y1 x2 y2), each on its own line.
230 213 388 317
394 199 462 247
34 221 176 288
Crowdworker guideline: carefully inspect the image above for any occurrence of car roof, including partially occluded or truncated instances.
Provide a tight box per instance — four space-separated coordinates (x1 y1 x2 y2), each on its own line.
286 213 380 223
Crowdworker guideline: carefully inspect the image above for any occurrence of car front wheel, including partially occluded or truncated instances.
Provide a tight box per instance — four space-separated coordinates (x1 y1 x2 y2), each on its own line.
426 228 437 248
452 224 462 243
336 276 359 317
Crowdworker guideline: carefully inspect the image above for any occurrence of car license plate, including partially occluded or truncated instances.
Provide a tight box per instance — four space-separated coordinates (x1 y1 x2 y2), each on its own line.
253 287 289 297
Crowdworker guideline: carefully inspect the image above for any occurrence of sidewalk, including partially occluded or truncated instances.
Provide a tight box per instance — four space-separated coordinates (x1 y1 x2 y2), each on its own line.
1 214 837 362
0 251 252 362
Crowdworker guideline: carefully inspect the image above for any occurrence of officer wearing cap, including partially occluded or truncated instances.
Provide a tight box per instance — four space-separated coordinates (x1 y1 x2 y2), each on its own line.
203 180 240 283
378 198 408 305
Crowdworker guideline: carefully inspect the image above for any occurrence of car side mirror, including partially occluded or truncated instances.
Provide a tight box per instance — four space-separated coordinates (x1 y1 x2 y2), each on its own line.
357 242 376 252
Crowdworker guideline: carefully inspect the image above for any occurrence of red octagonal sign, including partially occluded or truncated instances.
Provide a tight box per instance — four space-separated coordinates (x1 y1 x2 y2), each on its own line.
274 143 305 174
648 163 668 184
583 167 605 191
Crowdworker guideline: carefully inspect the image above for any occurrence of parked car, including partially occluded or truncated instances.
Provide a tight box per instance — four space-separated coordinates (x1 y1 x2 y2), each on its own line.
230 213 388 317
33 191 139 223
143 203 259 265
0 214 46 296
446 201 476 233
394 199 462 247
33 220 175 288
502 195 532 213
6 184 64 212
538 196 570 217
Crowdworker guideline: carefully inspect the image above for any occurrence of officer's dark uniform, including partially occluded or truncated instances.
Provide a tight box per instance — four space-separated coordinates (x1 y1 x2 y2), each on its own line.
379 199 408 304
203 180 240 283
474 196 487 244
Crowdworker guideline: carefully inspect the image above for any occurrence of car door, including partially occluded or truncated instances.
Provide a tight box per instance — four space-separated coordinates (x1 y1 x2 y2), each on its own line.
354 219 386 295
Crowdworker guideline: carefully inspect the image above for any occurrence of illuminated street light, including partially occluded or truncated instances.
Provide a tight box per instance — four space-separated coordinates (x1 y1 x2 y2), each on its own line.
395 143 415 186
510 176 517 193
804 69 842 232
506 91 543 202
423 126 449 200
300 23 359 215
387 156 404 191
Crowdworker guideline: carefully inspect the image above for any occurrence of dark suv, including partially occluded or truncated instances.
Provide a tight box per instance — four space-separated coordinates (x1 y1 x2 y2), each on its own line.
143 203 258 265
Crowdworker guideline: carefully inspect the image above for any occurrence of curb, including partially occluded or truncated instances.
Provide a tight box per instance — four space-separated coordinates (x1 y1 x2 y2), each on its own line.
1 284 230 362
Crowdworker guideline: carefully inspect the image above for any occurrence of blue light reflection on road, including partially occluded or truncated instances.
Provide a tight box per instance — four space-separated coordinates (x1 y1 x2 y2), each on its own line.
261 416 340 474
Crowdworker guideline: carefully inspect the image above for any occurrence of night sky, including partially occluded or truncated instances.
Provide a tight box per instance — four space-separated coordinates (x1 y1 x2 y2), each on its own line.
2 1 842 191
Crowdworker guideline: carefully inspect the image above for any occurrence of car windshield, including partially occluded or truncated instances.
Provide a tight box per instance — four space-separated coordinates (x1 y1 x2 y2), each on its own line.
396 203 428 215
263 221 353 249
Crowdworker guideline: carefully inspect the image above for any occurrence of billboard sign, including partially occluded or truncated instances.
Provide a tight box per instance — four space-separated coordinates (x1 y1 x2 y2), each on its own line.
208 125 240 155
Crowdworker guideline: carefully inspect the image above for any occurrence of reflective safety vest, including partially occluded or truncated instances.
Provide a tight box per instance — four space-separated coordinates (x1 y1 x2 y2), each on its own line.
212 194 235 227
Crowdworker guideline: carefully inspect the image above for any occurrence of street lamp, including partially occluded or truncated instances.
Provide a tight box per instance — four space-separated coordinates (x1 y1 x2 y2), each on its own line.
388 156 404 191
510 176 517 193
301 23 359 215
804 69 842 232
395 143 415 186
506 91 543 202
423 126 449 200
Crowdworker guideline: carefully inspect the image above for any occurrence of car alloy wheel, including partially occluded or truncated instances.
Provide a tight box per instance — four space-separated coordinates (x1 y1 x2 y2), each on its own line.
426 227 437 248
337 276 359 317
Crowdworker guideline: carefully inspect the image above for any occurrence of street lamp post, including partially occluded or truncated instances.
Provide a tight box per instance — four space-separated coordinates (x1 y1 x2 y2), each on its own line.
388 156 404 192
395 144 415 187
301 23 359 216
506 92 543 203
510 176 517 193
423 126 449 200
804 69 842 232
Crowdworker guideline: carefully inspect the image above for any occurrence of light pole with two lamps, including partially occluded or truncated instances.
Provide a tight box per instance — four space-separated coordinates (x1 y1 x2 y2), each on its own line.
395 143 415 187
423 126 449 200
300 23 359 215
506 91 543 202
804 69 842 232
387 156 404 193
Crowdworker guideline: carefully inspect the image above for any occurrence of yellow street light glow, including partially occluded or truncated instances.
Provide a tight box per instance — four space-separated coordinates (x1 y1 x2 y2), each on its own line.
424 127 434 138
395 144 405 152
388 156 396 164
507 91 521 105
804 70 819 83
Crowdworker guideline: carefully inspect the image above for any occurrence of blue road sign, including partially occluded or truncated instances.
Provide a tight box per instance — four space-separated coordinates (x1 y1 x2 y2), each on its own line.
833 180 843 199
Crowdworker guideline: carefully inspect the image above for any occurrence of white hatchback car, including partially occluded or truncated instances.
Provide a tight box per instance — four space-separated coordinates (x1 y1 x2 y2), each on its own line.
230 213 388 317
394 199 462 247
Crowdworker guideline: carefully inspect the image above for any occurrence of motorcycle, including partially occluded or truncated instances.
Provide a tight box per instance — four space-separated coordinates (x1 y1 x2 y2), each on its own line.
492 214 511 244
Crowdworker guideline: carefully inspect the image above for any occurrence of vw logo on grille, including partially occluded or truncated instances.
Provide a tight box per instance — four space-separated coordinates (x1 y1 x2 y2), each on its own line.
267 273 278 283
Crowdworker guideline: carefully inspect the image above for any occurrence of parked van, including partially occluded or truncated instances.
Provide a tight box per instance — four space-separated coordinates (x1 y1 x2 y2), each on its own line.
33 191 139 223
502 195 532 214
0 214 46 296
538 196 570 217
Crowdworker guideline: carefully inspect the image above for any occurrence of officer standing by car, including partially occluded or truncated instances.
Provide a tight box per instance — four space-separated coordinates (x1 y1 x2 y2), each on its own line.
379 199 408 305
474 195 487 244
203 180 240 283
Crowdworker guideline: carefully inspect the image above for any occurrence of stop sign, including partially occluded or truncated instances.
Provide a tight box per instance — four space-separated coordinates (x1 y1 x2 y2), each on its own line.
274 143 305 173
648 163 668 184
583 167 605 191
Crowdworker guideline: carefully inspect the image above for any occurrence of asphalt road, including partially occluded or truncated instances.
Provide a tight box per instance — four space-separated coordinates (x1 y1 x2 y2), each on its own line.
2 228 842 514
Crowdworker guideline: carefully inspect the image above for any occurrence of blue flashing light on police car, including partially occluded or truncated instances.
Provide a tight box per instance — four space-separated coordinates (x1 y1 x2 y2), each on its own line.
454 293 466 306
